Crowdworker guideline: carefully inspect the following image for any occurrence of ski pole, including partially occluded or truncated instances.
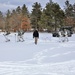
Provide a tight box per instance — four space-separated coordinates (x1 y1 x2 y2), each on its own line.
15 34 16 42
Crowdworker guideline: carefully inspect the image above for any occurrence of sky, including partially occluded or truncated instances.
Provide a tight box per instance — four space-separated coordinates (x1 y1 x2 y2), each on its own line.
0 0 75 13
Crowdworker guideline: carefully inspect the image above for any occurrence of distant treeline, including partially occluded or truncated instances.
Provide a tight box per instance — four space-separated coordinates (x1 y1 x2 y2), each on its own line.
0 0 75 32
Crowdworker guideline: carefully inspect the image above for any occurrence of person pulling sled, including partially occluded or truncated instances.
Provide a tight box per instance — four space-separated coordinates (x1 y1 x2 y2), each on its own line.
17 29 25 42
3 31 10 42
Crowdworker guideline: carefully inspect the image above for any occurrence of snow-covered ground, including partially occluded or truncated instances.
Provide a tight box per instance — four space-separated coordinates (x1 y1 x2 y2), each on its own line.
0 32 75 75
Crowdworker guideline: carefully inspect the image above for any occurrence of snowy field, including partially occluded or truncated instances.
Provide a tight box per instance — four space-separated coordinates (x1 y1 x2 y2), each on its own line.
0 32 75 75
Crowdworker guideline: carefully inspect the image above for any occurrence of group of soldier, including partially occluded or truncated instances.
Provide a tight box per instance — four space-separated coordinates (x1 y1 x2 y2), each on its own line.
3 29 39 44
58 29 69 42
3 28 70 44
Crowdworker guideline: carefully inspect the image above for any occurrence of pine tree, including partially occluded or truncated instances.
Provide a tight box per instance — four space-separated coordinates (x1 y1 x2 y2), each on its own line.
5 10 11 31
31 2 42 29
22 4 29 17
43 1 65 31
0 11 4 31
65 0 73 17
16 6 21 14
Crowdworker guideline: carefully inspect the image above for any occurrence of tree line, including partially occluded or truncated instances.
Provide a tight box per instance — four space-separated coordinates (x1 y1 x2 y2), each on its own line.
0 0 75 32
